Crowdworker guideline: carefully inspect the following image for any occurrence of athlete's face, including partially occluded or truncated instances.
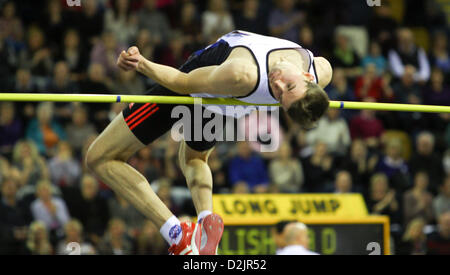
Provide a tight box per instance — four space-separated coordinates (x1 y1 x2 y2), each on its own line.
269 61 315 110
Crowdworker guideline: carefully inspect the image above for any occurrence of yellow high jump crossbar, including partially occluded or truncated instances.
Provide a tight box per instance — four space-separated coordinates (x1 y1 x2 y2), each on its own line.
0 93 450 113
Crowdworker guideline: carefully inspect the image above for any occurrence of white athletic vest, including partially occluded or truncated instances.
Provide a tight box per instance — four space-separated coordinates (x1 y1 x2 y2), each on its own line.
190 30 319 118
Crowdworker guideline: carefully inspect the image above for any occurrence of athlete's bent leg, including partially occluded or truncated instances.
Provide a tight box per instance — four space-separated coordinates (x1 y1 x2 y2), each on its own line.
85 112 173 228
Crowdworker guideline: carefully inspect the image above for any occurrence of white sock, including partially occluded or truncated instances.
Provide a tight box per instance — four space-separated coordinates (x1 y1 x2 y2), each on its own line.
197 210 212 224
160 216 182 245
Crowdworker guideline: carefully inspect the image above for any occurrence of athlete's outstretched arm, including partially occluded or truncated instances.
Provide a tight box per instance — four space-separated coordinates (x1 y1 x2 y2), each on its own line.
117 46 255 97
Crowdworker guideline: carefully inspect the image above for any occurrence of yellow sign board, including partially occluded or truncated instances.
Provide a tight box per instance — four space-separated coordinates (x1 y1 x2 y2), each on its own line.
213 194 368 223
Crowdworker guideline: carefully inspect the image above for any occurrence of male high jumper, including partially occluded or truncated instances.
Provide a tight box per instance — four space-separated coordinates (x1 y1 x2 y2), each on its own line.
86 30 333 255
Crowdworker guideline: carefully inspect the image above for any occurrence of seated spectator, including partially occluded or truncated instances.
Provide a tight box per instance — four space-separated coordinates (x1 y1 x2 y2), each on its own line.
365 173 400 224
362 42 387 76
409 131 444 194
388 28 431 83
339 139 378 194
228 142 270 193
367 4 398 55
0 102 23 157
56 219 96 255
157 30 191 69
376 138 410 191
298 26 319 56
233 0 267 35
98 218 132 255
202 0 235 43
40 0 68 52
25 102 66 156
108 193 146 238
54 29 89 81
208 148 229 194
111 69 145 95
350 98 384 149
392 65 422 104
325 68 356 121
90 31 125 79
0 177 30 254
302 141 335 193
48 141 82 188
69 0 104 50
397 218 427 255
333 170 353 194
176 2 202 46
331 32 362 79
403 172 434 226
133 220 167 255
268 0 304 43
137 0 171 45
30 180 70 239
47 61 79 94
429 31 450 81
231 181 251 194
66 174 109 246
13 68 38 93
423 68 450 107
434 176 450 219
104 0 138 46
65 105 97 157
24 221 53 255
305 108 351 156
269 142 304 193
354 63 392 102
426 211 450 255
12 140 49 187
0 1 24 44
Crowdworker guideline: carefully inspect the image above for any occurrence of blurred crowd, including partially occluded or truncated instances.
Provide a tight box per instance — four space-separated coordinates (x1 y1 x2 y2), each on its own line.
0 0 450 255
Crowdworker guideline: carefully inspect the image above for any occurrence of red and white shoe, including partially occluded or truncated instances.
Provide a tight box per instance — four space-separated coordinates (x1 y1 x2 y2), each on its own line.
168 222 201 255
198 213 224 255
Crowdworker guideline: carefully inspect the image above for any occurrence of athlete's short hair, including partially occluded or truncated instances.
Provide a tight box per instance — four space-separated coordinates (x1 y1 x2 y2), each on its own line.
287 81 330 129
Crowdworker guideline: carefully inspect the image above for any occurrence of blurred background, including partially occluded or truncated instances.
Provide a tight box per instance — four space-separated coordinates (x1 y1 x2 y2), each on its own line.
0 0 449 255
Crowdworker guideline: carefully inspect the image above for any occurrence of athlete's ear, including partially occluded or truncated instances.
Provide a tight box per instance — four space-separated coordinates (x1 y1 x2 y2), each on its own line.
303 72 315 82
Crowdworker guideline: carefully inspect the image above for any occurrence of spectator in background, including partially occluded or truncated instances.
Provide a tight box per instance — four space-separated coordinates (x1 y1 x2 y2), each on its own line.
67 174 109 246
429 32 450 82
331 32 362 79
350 98 384 149
108 193 146 238
305 108 351 156
302 141 335 193
98 218 132 255
376 138 410 192
134 29 155 63
397 217 427 255
325 68 356 121
19 26 53 83
298 26 318 56
133 220 167 255
269 142 304 193
268 0 304 43
104 0 138 46
41 0 67 52
55 29 89 81
13 68 38 93
157 30 191 68
434 176 450 219
12 140 49 187
427 211 450 255
176 2 202 47
30 180 70 240
367 4 397 55
112 69 145 95
333 170 353 194
233 0 267 35
362 42 387 76
403 172 434 226
423 68 450 107
354 63 392 102
48 141 81 189
271 220 294 254
0 178 30 254
0 30 18 90
65 105 97 157
202 0 235 43
0 1 24 45
90 31 126 79
56 219 96 255
71 0 104 50
366 173 400 224
26 102 66 156
388 28 431 84
208 148 228 194
0 102 22 157
48 61 79 94
392 65 422 104
277 222 318 255
138 0 171 46
24 221 53 255
228 142 269 193
409 132 444 194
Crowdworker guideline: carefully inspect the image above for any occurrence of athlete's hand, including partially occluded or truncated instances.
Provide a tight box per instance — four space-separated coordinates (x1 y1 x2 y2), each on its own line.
117 46 143 71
